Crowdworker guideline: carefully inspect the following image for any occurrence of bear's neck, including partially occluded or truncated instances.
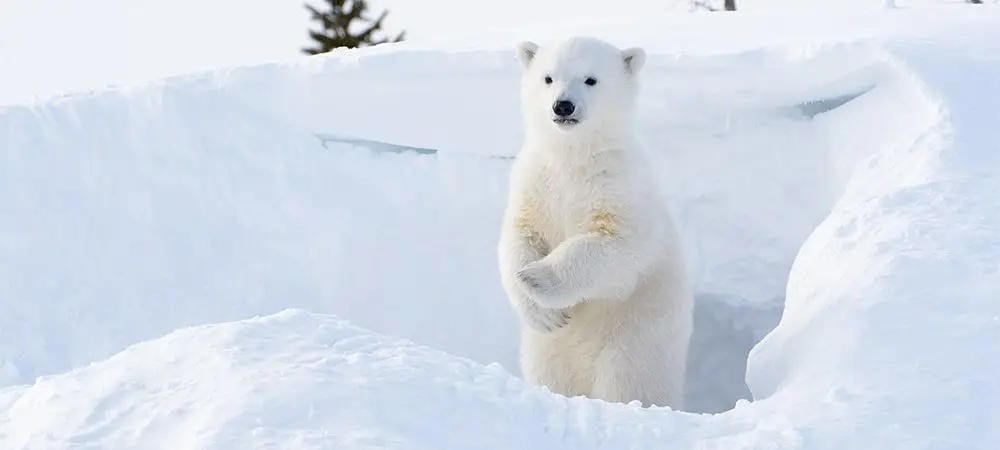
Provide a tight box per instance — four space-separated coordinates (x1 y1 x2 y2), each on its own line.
527 124 636 157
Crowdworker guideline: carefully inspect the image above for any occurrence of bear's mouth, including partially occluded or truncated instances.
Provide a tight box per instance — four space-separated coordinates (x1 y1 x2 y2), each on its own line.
553 118 579 126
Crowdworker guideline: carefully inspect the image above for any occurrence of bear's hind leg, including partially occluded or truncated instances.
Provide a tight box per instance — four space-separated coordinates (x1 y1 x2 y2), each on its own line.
590 342 685 409
520 334 592 399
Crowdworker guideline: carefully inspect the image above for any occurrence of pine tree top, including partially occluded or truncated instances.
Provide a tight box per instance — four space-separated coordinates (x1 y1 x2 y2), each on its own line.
302 0 405 55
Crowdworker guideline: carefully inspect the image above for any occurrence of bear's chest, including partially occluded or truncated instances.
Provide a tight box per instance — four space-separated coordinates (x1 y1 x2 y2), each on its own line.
531 164 613 246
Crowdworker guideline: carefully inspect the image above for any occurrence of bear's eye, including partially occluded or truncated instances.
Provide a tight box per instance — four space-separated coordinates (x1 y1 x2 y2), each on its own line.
544 76 553 85
584 77 598 86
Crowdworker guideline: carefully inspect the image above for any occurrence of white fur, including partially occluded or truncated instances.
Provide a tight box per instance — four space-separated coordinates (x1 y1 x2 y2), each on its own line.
498 37 693 409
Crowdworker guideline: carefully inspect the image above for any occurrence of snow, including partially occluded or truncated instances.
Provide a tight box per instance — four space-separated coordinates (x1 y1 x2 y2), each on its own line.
2 4 1000 449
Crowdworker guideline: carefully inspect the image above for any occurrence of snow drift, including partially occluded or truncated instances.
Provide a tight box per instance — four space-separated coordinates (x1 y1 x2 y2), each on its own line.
2 5 999 449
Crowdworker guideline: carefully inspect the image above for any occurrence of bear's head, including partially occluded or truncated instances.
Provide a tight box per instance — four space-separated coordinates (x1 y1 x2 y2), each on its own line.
516 37 646 139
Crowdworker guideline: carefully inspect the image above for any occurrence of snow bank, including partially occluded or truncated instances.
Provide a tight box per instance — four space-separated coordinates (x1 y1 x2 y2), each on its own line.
2 6 999 449
0 310 700 449
0 86 520 391
745 40 1000 446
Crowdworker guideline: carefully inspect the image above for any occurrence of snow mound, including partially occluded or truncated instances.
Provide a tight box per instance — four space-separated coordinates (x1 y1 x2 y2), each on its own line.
0 309 828 449
2 6 1000 449
0 310 666 449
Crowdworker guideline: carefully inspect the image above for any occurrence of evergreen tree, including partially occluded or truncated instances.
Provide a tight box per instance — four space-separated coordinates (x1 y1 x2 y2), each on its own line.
689 0 736 11
302 0 405 55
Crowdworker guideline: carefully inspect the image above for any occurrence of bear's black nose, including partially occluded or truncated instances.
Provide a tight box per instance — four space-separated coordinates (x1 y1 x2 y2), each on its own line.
552 100 576 117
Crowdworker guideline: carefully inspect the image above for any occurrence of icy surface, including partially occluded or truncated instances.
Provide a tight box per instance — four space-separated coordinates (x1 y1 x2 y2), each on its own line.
2 5 1000 449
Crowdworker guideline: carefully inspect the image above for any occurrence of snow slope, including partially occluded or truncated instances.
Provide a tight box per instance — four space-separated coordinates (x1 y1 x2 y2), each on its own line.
2 4 1000 449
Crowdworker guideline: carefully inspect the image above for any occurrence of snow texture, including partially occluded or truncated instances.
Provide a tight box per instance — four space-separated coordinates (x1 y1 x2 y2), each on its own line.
2 4 1000 449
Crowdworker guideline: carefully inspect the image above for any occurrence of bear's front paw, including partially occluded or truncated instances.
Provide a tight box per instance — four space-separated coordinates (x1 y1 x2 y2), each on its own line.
516 262 560 298
521 301 571 333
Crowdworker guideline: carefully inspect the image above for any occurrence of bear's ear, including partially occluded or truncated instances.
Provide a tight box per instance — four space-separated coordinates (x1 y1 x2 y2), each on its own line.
622 47 646 74
516 41 539 69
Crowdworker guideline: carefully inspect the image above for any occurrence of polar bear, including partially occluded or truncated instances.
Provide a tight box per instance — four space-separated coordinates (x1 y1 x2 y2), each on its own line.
497 37 693 409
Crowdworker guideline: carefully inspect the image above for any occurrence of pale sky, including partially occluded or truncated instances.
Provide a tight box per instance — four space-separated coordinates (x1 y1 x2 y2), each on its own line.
0 0 711 106
0 0 955 106
1 0 313 105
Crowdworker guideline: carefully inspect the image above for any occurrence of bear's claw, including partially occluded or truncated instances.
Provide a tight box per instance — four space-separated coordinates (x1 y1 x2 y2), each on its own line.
522 300 571 332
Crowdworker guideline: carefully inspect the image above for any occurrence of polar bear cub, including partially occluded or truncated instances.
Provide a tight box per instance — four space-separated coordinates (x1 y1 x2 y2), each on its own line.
497 36 693 409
